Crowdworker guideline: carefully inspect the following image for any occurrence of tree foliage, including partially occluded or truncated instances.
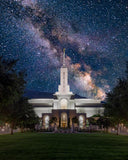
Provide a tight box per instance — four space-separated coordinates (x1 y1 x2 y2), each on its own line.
0 57 39 134
104 62 128 134
0 57 25 108
88 117 97 125
15 97 39 130
49 117 57 125
72 116 78 124
97 116 112 129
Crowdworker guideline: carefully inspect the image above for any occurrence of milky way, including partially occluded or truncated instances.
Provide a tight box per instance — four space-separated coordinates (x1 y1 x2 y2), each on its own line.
0 0 128 100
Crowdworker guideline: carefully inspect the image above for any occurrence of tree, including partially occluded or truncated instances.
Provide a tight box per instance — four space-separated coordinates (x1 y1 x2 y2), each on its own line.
15 97 39 133
72 116 78 128
72 116 78 124
0 57 25 109
88 117 97 125
0 57 26 134
0 57 39 134
49 117 57 126
97 116 112 132
104 63 128 135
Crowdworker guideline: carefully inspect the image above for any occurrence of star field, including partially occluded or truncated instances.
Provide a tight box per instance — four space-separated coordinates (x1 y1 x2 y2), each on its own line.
0 0 128 100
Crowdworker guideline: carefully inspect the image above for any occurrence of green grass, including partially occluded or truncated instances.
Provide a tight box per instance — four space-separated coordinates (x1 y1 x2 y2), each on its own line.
0 132 128 160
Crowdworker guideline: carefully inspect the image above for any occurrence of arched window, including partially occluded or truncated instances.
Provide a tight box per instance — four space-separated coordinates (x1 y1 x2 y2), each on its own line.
44 115 49 129
79 115 84 129
60 99 68 109
61 112 67 128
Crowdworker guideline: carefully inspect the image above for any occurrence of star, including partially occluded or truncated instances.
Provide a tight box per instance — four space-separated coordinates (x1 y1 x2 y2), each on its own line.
0 0 128 100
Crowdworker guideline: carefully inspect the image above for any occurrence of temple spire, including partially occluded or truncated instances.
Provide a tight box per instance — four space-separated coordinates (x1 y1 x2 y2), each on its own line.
63 48 66 66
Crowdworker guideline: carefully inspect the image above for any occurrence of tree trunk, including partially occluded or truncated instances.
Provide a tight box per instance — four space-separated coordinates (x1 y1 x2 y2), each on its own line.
117 124 119 135
106 127 109 133
10 122 14 135
20 127 24 133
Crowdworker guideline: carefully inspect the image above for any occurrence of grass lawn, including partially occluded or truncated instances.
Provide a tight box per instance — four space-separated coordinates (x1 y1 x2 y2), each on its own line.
0 132 128 160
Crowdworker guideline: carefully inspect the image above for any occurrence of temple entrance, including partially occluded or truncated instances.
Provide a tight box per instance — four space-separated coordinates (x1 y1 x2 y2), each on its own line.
62 123 66 128
61 112 67 128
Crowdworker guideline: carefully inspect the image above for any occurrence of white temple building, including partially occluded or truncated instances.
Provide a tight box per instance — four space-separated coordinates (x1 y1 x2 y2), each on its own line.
28 50 104 129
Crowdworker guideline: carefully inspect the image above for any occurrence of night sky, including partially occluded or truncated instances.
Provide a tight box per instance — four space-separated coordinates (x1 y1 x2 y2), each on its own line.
0 0 128 100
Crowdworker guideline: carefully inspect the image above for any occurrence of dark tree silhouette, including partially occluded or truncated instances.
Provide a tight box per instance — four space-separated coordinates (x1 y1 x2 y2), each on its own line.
0 57 39 134
104 62 128 135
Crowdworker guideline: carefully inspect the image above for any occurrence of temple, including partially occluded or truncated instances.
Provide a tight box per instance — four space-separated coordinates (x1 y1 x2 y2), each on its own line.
28 49 104 129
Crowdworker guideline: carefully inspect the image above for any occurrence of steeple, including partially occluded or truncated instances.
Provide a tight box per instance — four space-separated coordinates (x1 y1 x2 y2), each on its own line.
54 49 73 96
63 48 66 67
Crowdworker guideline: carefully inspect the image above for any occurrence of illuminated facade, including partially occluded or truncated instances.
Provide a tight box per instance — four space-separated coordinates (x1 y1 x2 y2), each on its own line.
29 50 104 129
